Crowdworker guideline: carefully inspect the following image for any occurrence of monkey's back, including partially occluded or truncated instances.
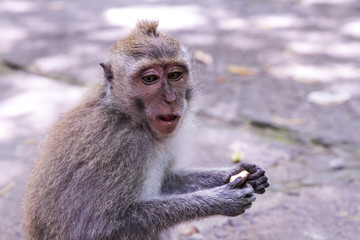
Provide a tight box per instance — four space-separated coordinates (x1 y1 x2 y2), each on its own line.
23 88 155 240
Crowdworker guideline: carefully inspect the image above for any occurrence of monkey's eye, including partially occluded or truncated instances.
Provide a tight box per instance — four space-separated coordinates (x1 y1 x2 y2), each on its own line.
168 72 182 80
142 75 159 84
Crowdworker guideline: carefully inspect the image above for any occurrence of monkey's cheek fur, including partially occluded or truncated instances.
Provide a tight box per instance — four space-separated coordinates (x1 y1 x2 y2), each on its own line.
152 115 181 135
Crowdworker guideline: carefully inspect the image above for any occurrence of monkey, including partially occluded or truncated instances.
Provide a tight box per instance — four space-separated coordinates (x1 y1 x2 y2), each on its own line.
23 20 270 240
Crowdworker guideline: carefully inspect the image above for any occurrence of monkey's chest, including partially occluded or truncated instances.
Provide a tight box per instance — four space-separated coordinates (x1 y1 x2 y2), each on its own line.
139 155 169 200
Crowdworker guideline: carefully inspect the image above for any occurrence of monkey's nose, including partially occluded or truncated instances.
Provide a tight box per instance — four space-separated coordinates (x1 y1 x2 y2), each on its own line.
163 92 176 104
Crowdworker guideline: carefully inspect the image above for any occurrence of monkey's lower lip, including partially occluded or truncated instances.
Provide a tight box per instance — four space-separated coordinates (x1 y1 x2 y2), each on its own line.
153 114 181 135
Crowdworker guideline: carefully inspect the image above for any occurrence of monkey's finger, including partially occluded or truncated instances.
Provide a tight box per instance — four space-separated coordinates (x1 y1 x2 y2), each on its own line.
246 194 256 202
241 183 255 196
247 168 266 180
234 209 246 216
254 182 271 194
255 189 265 194
239 163 257 173
243 202 253 209
247 174 268 185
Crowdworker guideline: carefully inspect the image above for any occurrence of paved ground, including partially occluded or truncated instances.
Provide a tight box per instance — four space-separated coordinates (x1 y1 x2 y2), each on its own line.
1 0 360 239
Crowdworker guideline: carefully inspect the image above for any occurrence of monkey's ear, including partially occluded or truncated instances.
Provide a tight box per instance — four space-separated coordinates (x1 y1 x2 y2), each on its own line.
99 62 113 87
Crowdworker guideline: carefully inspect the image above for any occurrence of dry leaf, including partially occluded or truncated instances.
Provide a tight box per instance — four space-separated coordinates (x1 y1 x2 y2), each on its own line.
46 1 65 11
24 139 39 146
0 182 16 197
264 65 275 73
271 116 305 126
231 150 244 163
340 210 360 222
307 91 351 106
292 78 319 84
228 65 256 76
179 225 199 236
194 50 213 65
218 76 228 83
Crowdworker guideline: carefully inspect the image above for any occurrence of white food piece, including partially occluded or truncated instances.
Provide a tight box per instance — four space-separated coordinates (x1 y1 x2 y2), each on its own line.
229 170 250 183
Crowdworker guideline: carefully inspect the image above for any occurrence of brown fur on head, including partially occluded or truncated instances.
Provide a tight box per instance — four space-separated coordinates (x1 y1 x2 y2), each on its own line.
112 20 181 59
99 20 195 137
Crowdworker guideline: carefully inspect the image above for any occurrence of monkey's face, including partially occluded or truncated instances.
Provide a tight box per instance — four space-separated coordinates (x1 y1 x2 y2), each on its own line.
132 62 189 136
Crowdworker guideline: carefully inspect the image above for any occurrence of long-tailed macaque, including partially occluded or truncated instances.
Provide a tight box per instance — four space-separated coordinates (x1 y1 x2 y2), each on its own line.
23 20 269 240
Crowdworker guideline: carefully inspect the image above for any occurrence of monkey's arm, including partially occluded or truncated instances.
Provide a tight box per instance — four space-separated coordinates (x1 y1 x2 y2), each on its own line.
162 163 269 194
124 179 255 237
161 168 229 194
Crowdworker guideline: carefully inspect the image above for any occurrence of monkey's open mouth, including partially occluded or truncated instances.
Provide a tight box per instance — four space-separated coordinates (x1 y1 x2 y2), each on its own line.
153 114 181 134
157 114 179 122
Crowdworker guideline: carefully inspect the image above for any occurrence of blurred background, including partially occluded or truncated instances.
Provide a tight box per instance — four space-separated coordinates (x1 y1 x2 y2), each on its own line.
1 0 360 239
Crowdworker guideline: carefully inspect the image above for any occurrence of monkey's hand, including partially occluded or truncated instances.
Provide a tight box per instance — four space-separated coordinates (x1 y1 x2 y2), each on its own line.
210 177 256 217
228 163 270 194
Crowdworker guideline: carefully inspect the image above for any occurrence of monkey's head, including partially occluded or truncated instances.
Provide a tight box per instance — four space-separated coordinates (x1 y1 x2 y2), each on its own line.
100 20 195 137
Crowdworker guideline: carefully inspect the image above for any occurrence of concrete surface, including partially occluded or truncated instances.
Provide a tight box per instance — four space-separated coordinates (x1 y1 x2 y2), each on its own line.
1 0 359 239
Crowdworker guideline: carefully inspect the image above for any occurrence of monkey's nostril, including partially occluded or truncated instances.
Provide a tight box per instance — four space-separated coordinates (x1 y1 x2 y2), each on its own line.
164 97 176 104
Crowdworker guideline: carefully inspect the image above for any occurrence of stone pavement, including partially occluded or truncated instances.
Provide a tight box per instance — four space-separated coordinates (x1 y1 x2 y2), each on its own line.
1 0 360 239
